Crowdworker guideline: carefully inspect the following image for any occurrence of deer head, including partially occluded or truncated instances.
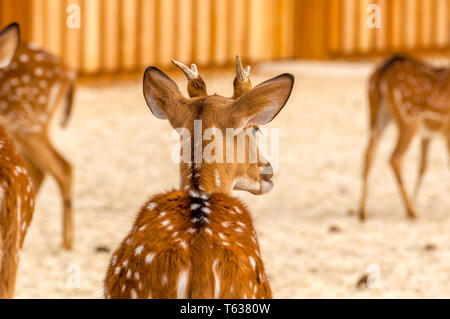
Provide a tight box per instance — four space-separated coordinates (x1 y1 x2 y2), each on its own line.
0 23 20 69
143 62 294 196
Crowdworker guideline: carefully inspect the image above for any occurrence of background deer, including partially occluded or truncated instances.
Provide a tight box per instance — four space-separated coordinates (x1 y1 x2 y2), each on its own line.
0 23 35 299
360 55 450 220
0 23 76 249
104 58 294 299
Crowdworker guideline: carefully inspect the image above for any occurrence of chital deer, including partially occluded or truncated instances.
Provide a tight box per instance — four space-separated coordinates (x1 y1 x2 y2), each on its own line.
0 23 35 299
0 23 76 249
104 57 294 299
360 55 450 220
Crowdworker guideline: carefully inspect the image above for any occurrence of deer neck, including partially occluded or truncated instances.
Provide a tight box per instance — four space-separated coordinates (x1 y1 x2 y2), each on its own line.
180 162 233 194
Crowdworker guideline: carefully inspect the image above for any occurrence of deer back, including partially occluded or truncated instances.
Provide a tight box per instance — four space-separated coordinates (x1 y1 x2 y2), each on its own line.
0 42 75 134
104 190 271 299
374 55 450 129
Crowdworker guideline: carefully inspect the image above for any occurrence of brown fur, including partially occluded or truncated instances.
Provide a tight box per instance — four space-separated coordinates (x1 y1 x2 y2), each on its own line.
104 191 271 299
0 41 76 249
0 125 35 298
360 55 450 220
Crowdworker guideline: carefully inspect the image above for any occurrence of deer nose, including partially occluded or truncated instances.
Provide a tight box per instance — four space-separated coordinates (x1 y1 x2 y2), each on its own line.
259 163 273 179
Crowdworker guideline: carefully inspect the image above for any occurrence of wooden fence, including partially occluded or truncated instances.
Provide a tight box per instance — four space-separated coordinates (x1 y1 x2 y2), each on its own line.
0 0 449 75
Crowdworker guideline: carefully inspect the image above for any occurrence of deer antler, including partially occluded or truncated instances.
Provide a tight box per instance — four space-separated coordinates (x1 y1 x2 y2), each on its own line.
233 55 252 99
235 55 250 82
172 59 207 97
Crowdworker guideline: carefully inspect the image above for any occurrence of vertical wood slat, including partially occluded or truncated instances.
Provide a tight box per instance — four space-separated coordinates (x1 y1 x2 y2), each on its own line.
1 0 449 74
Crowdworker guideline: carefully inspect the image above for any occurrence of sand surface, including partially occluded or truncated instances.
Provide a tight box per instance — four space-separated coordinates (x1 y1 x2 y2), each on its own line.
14 60 450 298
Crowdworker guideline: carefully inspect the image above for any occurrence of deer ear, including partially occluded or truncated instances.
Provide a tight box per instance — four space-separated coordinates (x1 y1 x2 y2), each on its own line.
143 66 188 127
229 73 294 129
0 23 20 69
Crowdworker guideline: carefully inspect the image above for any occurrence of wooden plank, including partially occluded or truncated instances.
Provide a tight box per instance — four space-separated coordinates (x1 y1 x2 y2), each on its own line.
32 0 45 47
436 0 448 47
83 0 100 73
421 0 433 48
359 0 372 54
174 0 192 63
374 0 387 53
121 0 138 71
140 0 156 68
64 0 82 71
158 0 175 66
390 0 402 50
194 0 211 65
404 0 417 50
212 0 227 65
228 0 246 59
342 0 356 54
328 0 342 55
47 0 62 55
103 0 120 72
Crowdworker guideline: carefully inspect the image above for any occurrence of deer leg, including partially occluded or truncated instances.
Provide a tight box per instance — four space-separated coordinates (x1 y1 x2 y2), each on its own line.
17 135 73 250
390 127 417 219
359 97 390 221
22 155 46 194
44 141 73 250
359 130 382 221
447 136 450 170
0 237 19 299
413 137 430 199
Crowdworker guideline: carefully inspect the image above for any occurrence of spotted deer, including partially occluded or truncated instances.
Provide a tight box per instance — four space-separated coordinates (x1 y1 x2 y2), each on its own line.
104 57 294 299
0 23 76 249
360 55 450 220
0 23 35 299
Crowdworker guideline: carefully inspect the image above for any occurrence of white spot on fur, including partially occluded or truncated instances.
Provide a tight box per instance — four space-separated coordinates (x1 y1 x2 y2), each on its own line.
131 289 137 299
215 170 221 187
161 220 170 227
145 253 155 264
212 259 220 298
177 269 189 299
19 54 29 63
161 275 168 285
147 202 157 210
249 256 256 270
135 245 144 255
205 228 213 236
34 67 44 76
237 221 246 228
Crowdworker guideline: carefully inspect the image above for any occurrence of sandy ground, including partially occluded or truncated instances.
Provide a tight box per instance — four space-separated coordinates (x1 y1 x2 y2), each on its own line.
14 60 450 299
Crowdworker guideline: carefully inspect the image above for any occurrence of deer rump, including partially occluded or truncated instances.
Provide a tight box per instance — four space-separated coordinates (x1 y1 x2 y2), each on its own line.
104 190 271 299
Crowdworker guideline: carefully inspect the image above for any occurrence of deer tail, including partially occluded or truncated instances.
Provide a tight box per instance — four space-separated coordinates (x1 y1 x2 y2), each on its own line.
61 81 75 128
